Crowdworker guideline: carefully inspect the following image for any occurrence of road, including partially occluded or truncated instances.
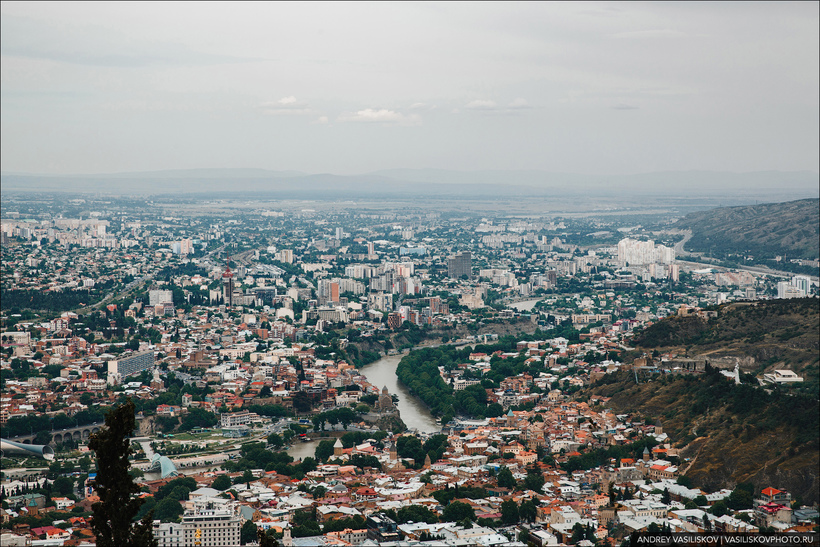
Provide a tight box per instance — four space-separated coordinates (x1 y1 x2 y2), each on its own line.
673 229 817 282
673 229 695 257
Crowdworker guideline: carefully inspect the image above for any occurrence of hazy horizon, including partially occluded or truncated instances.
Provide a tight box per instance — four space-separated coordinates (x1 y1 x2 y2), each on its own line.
2 2 818 178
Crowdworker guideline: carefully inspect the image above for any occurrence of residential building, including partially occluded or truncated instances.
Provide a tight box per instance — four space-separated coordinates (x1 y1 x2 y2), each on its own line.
107 351 155 380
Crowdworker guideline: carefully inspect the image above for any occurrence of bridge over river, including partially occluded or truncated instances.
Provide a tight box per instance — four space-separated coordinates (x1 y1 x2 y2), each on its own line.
5 422 106 446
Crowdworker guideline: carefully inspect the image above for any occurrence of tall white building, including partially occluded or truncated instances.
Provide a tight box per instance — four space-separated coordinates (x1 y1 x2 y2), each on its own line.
107 351 155 380
181 502 242 547
153 521 183 547
777 281 805 299
149 290 174 306
791 275 811 295
617 238 675 265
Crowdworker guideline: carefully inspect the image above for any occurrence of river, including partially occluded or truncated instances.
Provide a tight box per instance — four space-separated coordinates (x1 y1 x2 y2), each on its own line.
359 354 440 433
286 353 440 461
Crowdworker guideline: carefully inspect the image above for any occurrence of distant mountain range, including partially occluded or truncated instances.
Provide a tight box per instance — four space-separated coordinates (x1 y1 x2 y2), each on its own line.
1 168 818 201
676 198 820 259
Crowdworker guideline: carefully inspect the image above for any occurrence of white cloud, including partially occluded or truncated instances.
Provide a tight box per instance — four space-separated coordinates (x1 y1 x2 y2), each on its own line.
337 108 420 125
259 96 314 115
312 116 329 124
465 99 498 110
508 98 531 109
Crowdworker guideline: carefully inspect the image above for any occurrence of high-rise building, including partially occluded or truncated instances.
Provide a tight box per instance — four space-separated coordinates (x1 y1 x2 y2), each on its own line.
792 275 811 295
276 249 294 263
448 251 472 279
149 290 173 306
617 238 675 265
107 351 155 380
222 258 235 308
154 502 242 547
777 281 805 299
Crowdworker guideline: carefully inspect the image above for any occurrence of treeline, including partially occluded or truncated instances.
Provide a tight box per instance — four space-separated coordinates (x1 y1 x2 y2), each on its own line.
4 407 108 438
0 289 106 312
396 346 468 423
396 337 555 422
311 407 358 431
245 403 293 418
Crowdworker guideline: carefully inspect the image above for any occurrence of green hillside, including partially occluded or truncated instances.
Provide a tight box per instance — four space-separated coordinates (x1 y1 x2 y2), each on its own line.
676 198 819 260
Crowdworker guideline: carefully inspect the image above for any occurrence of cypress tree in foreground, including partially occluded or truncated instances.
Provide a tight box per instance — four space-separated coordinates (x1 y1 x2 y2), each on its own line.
88 397 157 547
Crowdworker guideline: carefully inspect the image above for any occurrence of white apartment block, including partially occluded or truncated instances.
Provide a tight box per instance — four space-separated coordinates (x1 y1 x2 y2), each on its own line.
153 521 183 547
777 281 805 299
220 410 253 428
181 505 241 547
149 290 174 306
618 238 675 265
791 275 811 295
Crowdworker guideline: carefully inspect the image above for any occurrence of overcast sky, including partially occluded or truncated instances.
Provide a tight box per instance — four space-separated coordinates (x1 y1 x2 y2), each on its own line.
1 1 818 176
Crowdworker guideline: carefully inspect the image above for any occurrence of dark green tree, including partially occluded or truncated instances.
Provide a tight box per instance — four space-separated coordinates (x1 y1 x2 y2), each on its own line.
53 476 74 496
240 520 257 545
314 439 336 462
710 500 728 517
396 505 439 524
211 474 232 491
519 499 537 523
88 398 157 547
442 501 475 523
524 465 545 493
727 487 754 510
497 467 516 489
501 500 519 524
153 498 183 522
258 528 279 547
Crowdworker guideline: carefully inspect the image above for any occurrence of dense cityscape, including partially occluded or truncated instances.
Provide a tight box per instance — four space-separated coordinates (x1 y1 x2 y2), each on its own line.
1 194 817 546
2 2 819 546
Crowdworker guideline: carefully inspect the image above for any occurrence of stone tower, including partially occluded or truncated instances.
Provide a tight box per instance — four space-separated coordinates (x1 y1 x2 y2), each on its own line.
377 385 394 413
334 437 343 457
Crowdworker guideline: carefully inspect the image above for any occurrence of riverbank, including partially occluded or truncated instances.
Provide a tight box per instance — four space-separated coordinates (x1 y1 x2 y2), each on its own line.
359 354 439 433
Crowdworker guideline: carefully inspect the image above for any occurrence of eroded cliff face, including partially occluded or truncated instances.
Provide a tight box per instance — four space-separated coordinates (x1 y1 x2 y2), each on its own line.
588 371 818 505
681 431 819 504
